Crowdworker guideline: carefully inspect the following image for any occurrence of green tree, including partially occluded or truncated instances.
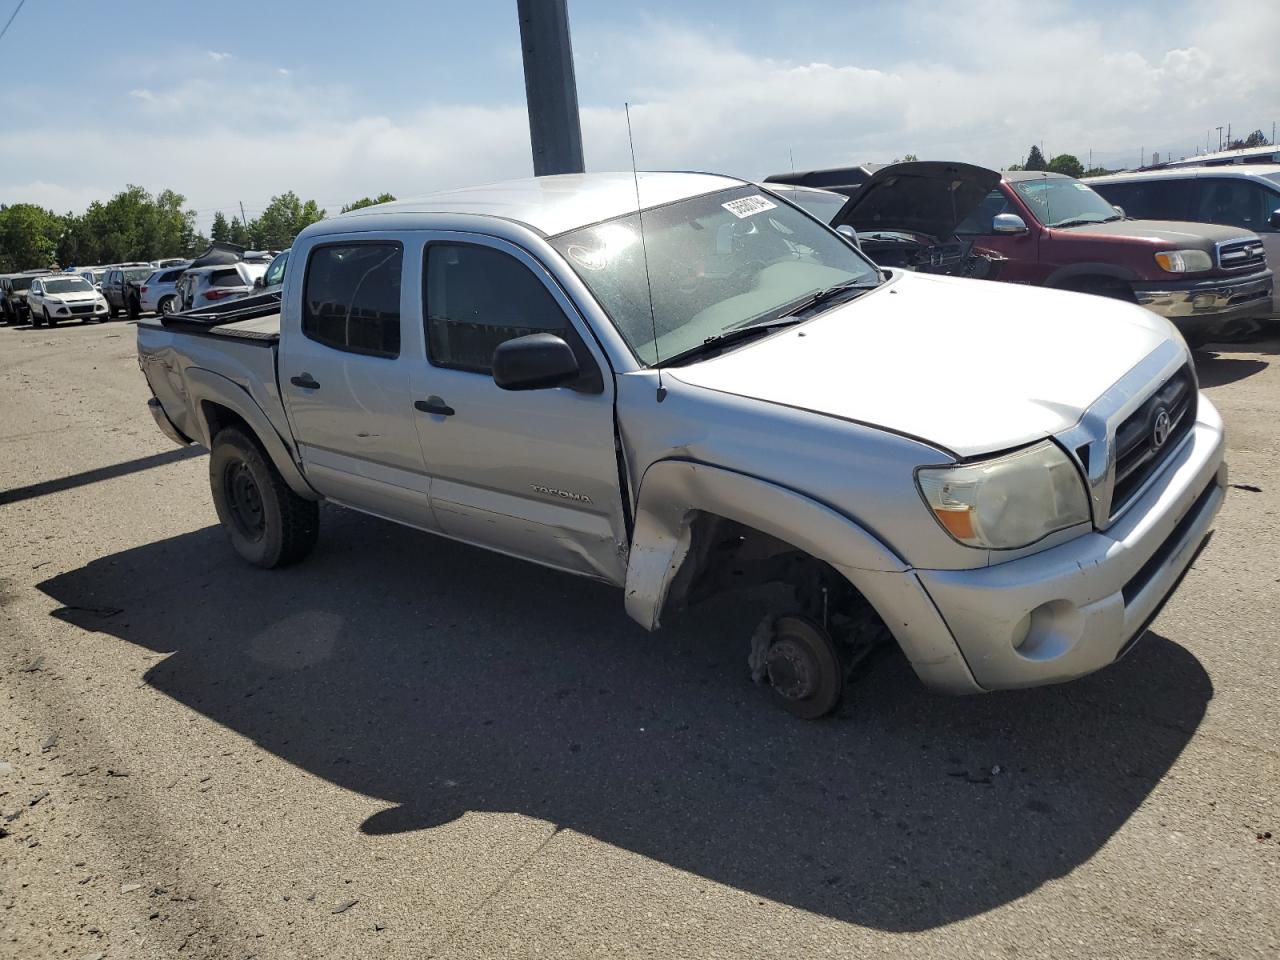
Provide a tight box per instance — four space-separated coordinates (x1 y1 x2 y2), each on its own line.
210 211 231 242
226 218 251 247
1006 163 1025 172
0 204 63 271
1047 153 1085 178
250 192 326 248
1242 129 1271 148
340 192 396 213
901 154 919 163
1024 145 1048 171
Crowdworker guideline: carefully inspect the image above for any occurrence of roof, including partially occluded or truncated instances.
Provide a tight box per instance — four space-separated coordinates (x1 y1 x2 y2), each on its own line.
1087 164 1280 183
1161 145 1280 168
330 172 745 237
1002 169 1072 182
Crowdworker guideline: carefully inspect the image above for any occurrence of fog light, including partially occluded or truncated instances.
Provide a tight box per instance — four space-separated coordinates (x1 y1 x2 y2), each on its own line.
1192 294 1216 310
1012 600 1082 661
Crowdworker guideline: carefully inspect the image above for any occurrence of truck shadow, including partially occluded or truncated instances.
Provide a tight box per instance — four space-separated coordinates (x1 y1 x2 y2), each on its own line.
38 508 1211 933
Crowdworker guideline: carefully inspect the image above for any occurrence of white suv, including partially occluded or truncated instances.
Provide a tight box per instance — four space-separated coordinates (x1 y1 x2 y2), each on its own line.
174 262 267 312
139 262 192 315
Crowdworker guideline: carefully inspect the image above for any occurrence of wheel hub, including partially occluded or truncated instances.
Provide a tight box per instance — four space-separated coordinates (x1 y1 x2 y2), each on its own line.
765 637 818 701
225 462 265 541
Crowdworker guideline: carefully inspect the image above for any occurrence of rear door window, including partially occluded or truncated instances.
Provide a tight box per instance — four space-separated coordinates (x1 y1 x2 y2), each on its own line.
302 242 403 358
160 269 184 283
210 269 245 287
1194 178 1279 233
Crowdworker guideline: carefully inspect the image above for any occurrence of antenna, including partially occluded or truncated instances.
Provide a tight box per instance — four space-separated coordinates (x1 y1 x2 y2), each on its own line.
625 102 665 402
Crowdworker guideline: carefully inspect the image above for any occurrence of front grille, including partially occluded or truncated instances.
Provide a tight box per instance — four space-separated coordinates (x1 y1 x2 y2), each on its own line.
1216 238 1267 272
69 304 94 315
1111 365 1197 518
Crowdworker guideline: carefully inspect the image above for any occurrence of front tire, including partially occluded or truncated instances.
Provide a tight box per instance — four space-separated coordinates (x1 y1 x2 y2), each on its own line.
44 309 56 328
209 427 319 568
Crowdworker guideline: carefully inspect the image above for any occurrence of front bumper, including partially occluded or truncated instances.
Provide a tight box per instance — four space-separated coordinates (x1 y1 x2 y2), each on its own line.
1132 269 1273 331
912 396 1226 691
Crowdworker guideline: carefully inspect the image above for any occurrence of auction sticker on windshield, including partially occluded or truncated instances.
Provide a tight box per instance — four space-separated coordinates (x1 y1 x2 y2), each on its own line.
722 195 778 218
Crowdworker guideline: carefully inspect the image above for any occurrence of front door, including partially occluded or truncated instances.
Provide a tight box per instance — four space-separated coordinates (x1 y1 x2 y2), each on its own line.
279 236 438 532
408 233 627 583
954 186 1044 284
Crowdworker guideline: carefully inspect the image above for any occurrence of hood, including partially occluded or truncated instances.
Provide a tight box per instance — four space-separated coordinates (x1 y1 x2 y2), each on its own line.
188 241 245 269
667 271 1178 458
1056 218 1256 249
830 160 1002 240
46 290 100 303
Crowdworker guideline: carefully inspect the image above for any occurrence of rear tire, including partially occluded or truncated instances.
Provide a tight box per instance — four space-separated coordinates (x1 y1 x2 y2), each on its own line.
159 295 176 316
209 427 319 568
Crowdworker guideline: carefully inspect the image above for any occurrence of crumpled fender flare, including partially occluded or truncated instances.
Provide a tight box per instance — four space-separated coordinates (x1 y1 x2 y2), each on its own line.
623 459 981 695
184 367 319 501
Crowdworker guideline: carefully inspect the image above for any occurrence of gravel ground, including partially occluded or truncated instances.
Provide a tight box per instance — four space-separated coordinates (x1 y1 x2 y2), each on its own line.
0 317 1277 960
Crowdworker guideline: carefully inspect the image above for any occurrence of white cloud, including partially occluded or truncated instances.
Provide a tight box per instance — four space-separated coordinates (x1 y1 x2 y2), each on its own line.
207 50 232 62
2 7 1277 234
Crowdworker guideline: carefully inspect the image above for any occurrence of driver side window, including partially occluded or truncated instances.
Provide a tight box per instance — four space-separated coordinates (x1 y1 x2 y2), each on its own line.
955 189 1012 235
423 243 571 375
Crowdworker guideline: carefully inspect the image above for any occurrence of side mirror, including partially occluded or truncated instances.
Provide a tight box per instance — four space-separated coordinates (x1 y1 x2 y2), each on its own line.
835 224 862 249
492 332 580 391
1113 205 1126 219
253 275 265 288
1270 208 1280 229
992 213 1029 235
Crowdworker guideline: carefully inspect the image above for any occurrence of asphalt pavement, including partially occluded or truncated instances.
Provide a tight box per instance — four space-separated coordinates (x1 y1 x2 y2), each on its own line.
1 316 1277 959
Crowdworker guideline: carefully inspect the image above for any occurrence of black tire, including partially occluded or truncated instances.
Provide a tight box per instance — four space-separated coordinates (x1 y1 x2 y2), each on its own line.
43 309 56 328
765 616 844 720
30 310 43 328
127 296 140 320
158 295 176 317
209 427 319 568
107 301 118 319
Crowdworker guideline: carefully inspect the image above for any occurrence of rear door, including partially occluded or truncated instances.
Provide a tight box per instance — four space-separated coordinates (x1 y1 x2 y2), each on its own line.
279 234 438 531
410 233 626 583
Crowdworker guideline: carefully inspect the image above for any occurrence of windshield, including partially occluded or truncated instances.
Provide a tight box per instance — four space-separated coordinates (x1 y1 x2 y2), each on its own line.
550 186 879 364
44 278 94 294
12 277 36 291
1013 176 1121 227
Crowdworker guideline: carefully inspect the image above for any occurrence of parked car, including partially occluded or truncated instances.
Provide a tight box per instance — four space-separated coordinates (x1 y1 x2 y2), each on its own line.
155 257 189 268
26 274 110 326
138 172 1225 720
138 262 192 316
770 162 1274 343
0 270 52 323
173 262 268 312
1089 165 1280 315
75 267 109 288
255 248 289 296
100 264 155 318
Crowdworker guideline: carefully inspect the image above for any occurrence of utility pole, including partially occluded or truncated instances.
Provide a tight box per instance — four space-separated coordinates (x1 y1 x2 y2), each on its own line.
1227 123 1232 148
239 201 248 230
1216 126 1223 151
516 0 585 177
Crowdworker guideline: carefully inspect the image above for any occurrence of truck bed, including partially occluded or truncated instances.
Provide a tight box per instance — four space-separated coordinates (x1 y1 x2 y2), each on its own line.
137 305 290 451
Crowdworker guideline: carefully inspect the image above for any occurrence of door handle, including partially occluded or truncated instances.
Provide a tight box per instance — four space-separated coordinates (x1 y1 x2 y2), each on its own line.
290 373 320 390
414 396 455 416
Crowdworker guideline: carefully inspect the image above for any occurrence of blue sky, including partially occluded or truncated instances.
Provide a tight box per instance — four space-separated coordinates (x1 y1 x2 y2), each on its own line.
1 0 1276 230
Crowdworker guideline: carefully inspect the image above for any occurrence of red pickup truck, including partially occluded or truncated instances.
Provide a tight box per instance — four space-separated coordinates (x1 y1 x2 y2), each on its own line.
767 162 1274 344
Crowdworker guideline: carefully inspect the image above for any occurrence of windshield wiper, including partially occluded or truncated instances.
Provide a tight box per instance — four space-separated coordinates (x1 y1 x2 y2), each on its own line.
659 317 806 367
1053 217 1109 228
777 278 879 319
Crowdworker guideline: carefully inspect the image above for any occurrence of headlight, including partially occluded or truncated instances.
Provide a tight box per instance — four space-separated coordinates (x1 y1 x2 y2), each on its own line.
917 441 1091 549
1154 249 1212 273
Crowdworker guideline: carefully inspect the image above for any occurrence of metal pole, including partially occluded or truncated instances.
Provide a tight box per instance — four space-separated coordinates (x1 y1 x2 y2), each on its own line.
517 0 585 177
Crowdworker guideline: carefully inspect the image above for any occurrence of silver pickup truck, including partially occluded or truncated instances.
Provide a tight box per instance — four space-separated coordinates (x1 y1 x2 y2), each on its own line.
138 172 1227 718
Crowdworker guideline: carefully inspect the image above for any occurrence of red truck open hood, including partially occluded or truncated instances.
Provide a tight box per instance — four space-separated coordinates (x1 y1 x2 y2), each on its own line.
829 161 1002 240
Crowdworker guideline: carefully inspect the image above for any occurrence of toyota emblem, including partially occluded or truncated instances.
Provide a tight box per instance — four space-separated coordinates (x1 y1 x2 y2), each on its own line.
1152 408 1172 449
